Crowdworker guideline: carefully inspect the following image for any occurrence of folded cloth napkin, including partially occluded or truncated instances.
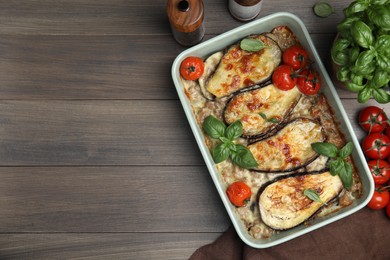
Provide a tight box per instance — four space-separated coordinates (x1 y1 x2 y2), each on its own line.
190 208 389 260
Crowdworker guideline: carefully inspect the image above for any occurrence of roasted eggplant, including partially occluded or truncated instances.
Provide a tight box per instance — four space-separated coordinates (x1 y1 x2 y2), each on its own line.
248 118 325 172
205 34 282 98
258 171 343 230
223 84 301 138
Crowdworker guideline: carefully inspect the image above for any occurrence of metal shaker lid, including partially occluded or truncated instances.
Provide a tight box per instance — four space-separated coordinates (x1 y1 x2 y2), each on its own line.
167 0 204 33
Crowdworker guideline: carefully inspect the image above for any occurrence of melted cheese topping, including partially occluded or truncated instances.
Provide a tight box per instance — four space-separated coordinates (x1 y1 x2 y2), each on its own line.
206 35 281 98
248 118 325 172
224 84 301 137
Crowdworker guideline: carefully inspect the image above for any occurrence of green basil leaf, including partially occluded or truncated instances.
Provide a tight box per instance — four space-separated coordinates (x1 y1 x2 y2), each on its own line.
346 82 365 92
377 53 390 73
372 69 389 88
337 17 361 32
370 0 388 5
203 115 226 139
347 1 368 14
311 142 338 158
329 157 344 176
225 120 243 141
372 88 390 104
367 5 390 30
351 20 373 48
313 2 335 18
211 143 230 164
349 46 361 63
351 73 364 85
240 38 267 52
338 161 353 190
336 66 350 82
339 142 354 158
331 38 350 65
230 144 258 169
259 113 280 124
374 35 390 55
355 50 375 71
358 87 373 103
304 189 326 205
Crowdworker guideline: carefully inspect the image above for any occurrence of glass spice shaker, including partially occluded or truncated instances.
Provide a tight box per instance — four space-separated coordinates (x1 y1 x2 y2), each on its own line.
228 0 263 22
166 0 205 46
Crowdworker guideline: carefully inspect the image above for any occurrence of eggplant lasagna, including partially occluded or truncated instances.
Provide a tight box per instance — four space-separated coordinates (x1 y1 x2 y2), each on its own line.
181 26 362 239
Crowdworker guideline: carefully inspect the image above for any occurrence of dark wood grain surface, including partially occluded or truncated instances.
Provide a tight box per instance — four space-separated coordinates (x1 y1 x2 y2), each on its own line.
0 0 388 259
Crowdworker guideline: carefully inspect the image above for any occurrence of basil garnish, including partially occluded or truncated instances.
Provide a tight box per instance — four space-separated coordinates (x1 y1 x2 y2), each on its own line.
313 2 335 18
202 115 258 169
259 113 280 124
311 141 354 189
304 189 327 205
240 38 267 52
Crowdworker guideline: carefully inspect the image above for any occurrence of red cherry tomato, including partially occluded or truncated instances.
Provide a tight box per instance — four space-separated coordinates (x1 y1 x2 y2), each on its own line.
358 106 388 133
367 188 389 210
386 199 390 218
282 45 308 70
296 69 321 95
226 181 252 207
179 56 204 81
272 65 297 91
362 133 390 159
367 160 390 185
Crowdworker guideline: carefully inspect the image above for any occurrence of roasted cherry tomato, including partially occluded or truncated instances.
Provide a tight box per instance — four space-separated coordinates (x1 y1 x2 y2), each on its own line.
179 56 204 81
358 106 388 133
282 45 309 70
296 69 321 95
367 160 390 185
226 181 252 207
367 187 389 210
272 65 297 91
362 133 390 159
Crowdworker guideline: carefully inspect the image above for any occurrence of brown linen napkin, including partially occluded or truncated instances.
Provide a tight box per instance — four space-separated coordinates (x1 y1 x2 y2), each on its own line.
190 208 389 260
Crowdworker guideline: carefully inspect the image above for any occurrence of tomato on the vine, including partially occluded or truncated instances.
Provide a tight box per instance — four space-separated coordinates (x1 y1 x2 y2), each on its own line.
358 106 388 133
296 69 321 95
367 188 389 210
179 56 204 81
272 65 297 91
367 160 390 185
226 181 252 207
282 45 308 70
362 133 390 159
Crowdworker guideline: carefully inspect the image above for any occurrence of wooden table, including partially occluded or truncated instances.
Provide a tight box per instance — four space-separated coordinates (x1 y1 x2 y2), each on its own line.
0 1 388 259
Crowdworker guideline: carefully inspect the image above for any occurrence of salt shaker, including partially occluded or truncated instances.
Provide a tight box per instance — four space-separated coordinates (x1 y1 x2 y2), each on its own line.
167 0 205 46
229 0 263 22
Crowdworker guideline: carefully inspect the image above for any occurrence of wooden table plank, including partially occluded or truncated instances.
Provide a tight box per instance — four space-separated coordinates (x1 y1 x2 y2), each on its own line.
0 233 221 260
0 0 348 35
0 166 229 232
0 34 357 100
0 99 384 166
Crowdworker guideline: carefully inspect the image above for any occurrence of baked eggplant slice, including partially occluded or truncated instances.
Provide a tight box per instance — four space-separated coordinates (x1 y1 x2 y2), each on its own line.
258 171 343 230
248 118 325 172
223 84 301 138
205 34 282 98
198 51 223 100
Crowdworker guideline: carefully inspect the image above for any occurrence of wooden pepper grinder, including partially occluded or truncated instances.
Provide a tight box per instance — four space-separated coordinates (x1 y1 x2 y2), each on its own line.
167 0 205 46
229 0 263 22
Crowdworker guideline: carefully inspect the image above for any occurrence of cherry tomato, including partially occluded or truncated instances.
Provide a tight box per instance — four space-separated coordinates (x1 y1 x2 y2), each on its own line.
358 106 388 133
282 45 308 70
226 181 252 207
296 69 321 95
367 160 390 185
362 133 390 159
367 188 389 210
386 199 390 218
179 56 204 81
272 65 297 91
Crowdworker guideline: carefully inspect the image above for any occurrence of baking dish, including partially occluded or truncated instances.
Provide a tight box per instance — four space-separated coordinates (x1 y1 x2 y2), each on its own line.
171 12 374 248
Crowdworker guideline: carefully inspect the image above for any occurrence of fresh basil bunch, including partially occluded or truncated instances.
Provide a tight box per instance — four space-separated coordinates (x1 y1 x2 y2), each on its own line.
331 0 390 104
202 115 258 169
